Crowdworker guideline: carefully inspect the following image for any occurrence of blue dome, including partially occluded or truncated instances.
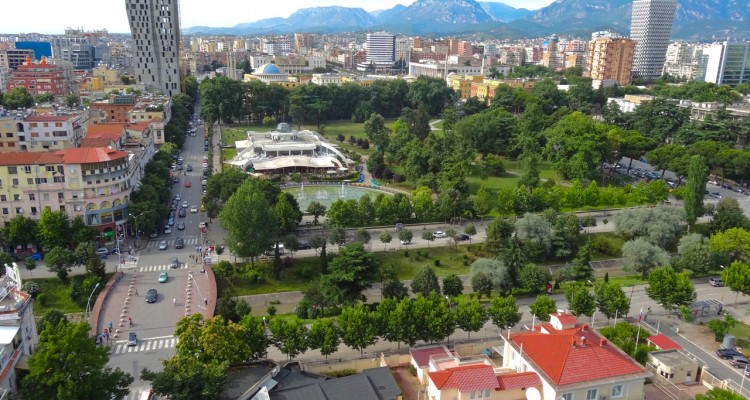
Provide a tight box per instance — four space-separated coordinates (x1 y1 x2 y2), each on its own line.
257 63 282 74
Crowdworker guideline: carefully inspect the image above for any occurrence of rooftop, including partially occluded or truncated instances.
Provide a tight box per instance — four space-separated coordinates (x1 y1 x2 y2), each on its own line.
269 364 400 400
495 371 542 391
647 334 682 351
86 123 125 140
429 364 500 392
508 325 647 386
410 345 451 368
219 360 277 400
25 115 76 122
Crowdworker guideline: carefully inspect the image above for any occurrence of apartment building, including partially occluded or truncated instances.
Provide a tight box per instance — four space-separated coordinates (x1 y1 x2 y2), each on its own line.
6 57 68 96
0 49 35 69
127 96 171 144
630 0 678 79
89 96 137 124
585 38 636 85
0 263 38 397
365 32 396 68
10 113 90 152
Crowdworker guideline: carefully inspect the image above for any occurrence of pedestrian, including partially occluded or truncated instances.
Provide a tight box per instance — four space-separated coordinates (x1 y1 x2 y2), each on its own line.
135 288 139 296
109 320 113 331
173 297 177 306
204 298 208 306
128 316 133 327
196 246 199 254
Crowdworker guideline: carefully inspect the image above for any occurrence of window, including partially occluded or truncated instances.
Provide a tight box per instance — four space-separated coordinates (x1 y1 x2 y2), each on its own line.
561 394 573 400
1 208 7 215
27 178 33 185
0 195 5 202
12 178 18 186
586 389 598 400
46 166 55 172
611 385 623 398
29 194 35 201
23 166 31 173
13 194 20 201
8 167 17 174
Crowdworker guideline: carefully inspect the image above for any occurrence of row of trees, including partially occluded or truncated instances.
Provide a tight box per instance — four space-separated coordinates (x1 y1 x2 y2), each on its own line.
0 209 97 254
198 75 454 126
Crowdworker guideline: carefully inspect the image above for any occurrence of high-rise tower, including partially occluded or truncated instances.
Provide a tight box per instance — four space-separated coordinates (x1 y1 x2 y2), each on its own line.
629 0 677 80
125 0 181 96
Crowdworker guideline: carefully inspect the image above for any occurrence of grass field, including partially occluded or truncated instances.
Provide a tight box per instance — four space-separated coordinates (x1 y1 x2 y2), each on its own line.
29 274 111 316
730 321 750 349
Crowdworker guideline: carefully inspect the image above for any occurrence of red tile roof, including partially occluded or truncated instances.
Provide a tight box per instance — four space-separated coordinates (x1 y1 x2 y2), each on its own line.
410 346 451 368
80 138 116 148
60 148 128 164
510 327 646 386
428 364 500 392
496 372 541 390
551 311 578 326
87 123 125 140
647 334 682 351
25 115 74 122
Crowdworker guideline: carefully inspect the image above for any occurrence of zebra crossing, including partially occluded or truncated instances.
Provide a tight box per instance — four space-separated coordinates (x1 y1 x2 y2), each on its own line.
138 264 189 272
112 335 178 355
144 236 202 248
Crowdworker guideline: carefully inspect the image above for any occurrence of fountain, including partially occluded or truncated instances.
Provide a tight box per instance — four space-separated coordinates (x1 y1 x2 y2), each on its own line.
316 191 329 200
340 182 346 198
283 184 392 209
298 183 306 199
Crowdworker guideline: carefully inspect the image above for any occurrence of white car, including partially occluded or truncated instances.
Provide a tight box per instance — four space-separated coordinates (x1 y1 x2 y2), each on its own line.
190 205 198 213
95 248 109 256
433 231 446 238
182 201 189 208
400 239 411 245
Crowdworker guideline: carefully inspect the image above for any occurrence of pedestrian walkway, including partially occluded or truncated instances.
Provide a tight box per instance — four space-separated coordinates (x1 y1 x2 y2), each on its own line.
138 264 189 272
143 236 203 248
111 335 178 355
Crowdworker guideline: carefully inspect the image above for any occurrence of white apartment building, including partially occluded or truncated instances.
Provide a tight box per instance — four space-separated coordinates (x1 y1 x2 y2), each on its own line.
13 113 90 152
0 263 38 398
125 0 181 96
311 73 342 86
365 32 396 67
630 0 677 79
409 61 482 79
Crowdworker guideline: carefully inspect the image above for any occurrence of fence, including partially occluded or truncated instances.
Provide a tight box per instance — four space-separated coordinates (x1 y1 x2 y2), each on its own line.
646 364 692 400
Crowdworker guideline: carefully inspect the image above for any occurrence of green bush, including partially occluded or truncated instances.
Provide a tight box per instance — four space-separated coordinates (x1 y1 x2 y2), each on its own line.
434 259 441 267
36 293 47 305
23 282 40 297
322 369 357 378
404 250 409 257
591 235 620 256
214 260 233 277
68 279 83 304
463 260 469 266
267 305 277 316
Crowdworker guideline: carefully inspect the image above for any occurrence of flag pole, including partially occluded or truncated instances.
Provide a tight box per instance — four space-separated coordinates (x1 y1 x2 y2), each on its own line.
634 306 643 357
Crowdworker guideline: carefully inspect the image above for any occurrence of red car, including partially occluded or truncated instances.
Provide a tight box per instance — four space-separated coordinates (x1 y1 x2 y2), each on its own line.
185 181 192 188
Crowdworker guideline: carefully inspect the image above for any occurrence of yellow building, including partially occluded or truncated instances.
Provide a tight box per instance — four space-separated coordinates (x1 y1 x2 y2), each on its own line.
448 74 483 99
92 66 120 84
585 38 636 85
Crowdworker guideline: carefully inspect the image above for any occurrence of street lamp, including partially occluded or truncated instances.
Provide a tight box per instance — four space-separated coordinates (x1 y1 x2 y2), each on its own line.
132 212 146 245
85 282 101 323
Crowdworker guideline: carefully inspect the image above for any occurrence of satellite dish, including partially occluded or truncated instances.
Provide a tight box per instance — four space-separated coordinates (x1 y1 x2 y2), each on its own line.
526 387 541 400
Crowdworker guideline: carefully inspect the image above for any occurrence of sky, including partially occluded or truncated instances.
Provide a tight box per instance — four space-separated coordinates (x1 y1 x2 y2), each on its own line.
4 0 556 34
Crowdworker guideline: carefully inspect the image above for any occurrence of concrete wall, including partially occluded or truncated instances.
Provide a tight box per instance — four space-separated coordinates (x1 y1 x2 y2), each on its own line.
304 353 411 374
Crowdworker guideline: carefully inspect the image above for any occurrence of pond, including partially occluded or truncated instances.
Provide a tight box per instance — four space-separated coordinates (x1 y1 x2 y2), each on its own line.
282 183 392 210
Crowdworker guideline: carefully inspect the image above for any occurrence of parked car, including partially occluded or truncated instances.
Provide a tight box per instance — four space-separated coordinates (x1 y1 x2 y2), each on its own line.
175 194 181 201
204 145 209 151
185 181 192 188
127 332 138 346
178 208 186 217
146 289 158 303
159 272 168 283
433 231 446 238
158 240 168 250
709 277 724 287
174 237 185 249
186 165 193 172
170 257 179 268
163 225 172 235
717 348 744 359
298 241 311 250
172 176 179 183
721 183 733 190
454 233 470 241
95 248 110 257
190 205 198 213
400 239 411 245
730 356 750 368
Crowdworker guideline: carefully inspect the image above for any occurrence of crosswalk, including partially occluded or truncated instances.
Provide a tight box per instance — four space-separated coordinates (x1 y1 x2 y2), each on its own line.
112 335 178 355
144 237 203 248
138 264 189 272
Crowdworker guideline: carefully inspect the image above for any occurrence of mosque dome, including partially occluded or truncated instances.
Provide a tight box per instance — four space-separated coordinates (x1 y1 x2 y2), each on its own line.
255 63 282 75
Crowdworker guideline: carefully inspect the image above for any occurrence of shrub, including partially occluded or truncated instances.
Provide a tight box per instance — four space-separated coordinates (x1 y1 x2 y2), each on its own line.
394 174 406 183
591 235 620 256
23 282 40 297
434 259 441 267
409 365 417 376
297 264 317 280
214 260 233 277
322 369 357 378
404 250 409 257
463 260 469 266
36 293 47 305
336 134 345 142
267 305 277 316
68 279 83 304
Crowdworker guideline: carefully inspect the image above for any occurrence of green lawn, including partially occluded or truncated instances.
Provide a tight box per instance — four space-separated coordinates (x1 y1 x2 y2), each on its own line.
730 321 750 349
221 148 238 164
29 275 111 316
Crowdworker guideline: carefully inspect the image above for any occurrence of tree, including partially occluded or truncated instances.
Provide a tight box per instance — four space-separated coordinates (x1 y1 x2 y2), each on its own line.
486 217 514 253
411 265 441 296
269 318 308 359
306 201 327 225
570 241 594 281
383 297 418 348
44 247 75 282
199 316 251 365
470 258 513 295
364 113 389 153
355 228 371 246
519 263 550 293
65 94 80 108
215 294 251 323
711 198 750 233
565 283 597 317
382 279 409 300
413 293 455 343
709 227 750 262
529 294 557 321
708 315 737 342
240 315 270 360
338 304 377 355
328 226 347 248
308 319 340 361
421 231 435 248
141 357 227 400
442 274 464 299
21 321 133 400
37 209 71 250
488 295 522 332
614 206 685 248
319 242 381 306
684 155 708 227
646 266 696 312
3 87 34 110
721 261 750 305
379 232 392 251
455 298 488 339
622 238 670 278
544 112 609 181
398 228 413 247
672 233 713 274
473 184 494 219
595 282 631 321
471 272 494 299
220 180 277 265
464 224 477 243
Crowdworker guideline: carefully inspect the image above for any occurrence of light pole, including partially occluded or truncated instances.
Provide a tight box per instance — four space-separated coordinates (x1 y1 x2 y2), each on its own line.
132 212 146 246
85 282 101 323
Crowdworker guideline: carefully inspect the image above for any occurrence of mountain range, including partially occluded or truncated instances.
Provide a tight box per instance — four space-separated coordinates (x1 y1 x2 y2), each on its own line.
182 0 750 40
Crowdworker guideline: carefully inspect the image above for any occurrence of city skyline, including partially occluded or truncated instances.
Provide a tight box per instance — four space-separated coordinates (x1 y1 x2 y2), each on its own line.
2 0 556 35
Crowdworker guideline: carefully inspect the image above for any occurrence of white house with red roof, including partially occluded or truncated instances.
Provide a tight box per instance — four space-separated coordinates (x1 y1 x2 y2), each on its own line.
501 312 651 400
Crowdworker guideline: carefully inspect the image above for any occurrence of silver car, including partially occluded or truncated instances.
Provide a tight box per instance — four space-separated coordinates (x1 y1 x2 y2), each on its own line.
158 240 168 250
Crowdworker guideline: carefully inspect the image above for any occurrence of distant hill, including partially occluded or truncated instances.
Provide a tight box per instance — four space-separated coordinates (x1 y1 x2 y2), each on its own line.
182 0 750 40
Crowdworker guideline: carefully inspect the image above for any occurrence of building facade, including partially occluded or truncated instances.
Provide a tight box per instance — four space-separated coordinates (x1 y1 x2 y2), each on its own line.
2 113 90 153
365 32 396 67
6 58 68 96
0 263 38 397
125 0 181 96
585 38 636 85
89 96 137 124
704 41 750 86
630 0 677 79
0 49 35 70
